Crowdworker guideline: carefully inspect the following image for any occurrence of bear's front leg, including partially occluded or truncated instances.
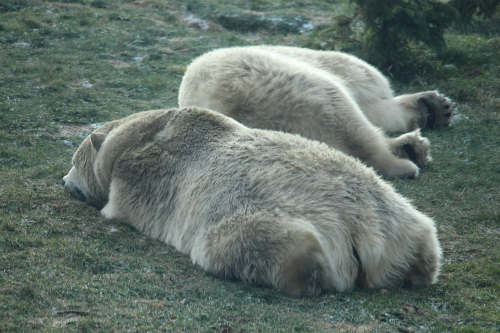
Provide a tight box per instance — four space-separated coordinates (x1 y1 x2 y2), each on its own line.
386 129 432 168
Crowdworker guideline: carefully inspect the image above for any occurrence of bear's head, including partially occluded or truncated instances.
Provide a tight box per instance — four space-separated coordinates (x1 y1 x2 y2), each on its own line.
62 132 109 209
62 108 246 209
62 108 237 209
61 109 156 209
62 110 173 208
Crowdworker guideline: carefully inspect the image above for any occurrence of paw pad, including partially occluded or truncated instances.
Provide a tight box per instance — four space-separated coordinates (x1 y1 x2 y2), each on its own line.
419 92 457 129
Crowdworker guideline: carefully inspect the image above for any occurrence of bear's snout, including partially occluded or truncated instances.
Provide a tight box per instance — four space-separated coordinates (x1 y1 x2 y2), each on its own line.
62 172 87 202
64 183 86 202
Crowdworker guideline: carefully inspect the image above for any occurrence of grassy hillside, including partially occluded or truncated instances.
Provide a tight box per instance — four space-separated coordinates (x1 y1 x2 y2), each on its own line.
1 1 499 332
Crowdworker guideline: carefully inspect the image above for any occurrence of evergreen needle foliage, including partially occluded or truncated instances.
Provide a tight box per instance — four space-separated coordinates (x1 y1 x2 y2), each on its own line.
450 0 500 33
351 0 457 71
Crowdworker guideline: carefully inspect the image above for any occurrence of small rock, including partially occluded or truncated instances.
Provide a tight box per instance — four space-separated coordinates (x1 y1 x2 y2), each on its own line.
13 42 30 47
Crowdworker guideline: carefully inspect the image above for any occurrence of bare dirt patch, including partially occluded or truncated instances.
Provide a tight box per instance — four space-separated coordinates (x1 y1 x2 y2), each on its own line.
317 321 376 332
67 80 93 89
105 59 131 68
332 322 374 332
57 124 96 137
481 227 500 235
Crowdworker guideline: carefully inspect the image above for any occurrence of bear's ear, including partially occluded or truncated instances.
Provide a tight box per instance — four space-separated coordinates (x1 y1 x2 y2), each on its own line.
90 133 106 152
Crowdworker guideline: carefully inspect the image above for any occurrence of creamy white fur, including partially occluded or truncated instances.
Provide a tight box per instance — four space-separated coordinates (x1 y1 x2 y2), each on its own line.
63 108 442 297
248 46 456 132
179 46 455 178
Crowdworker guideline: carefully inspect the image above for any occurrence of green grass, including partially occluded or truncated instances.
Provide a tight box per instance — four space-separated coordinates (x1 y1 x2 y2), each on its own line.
1 1 499 332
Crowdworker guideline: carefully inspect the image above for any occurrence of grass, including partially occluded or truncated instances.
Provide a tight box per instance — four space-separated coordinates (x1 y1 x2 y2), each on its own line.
1 0 499 332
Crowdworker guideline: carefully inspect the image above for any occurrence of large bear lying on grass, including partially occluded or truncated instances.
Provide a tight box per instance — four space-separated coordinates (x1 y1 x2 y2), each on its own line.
179 46 456 178
62 108 442 297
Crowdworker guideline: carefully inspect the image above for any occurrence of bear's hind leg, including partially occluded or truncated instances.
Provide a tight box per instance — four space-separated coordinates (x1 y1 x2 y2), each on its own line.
191 212 334 297
402 224 442 287
280 232 327 297
402 249 441 287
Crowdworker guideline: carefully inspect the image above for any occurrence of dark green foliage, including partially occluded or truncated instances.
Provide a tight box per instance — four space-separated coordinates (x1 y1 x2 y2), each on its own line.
450 0 500 33
215 13 309 34
351 0 457 71
313 1 500 75
0 0 39 13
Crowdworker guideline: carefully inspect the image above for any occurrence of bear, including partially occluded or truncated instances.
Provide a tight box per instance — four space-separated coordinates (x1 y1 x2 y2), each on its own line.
178 46 455 178
249 46 457 132
62 107 442 297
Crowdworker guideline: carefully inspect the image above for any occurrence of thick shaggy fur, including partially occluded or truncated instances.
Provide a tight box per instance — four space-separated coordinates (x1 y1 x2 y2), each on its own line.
63 108 442 297
249 46 457 132
178 46 455 178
